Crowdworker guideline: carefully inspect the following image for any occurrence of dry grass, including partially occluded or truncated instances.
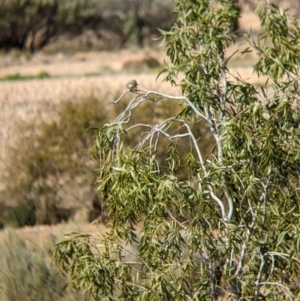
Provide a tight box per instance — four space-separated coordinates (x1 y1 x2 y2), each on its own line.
0 220 107 244
0 47 181 178
0 47 167 76
0 220 107 301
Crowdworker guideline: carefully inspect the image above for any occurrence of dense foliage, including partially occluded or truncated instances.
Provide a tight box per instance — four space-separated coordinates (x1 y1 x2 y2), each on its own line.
54 1 300 300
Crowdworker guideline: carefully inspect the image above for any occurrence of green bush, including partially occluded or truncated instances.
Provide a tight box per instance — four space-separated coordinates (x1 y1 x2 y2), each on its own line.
94 92 214 179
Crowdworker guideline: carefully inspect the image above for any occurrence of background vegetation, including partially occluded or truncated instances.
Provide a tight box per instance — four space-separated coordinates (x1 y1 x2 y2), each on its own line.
0 96 108 227
0 0 175 52
0 0 299 52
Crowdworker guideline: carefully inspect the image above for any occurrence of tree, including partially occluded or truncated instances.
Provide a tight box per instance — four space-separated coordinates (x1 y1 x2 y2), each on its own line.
54 0 300 300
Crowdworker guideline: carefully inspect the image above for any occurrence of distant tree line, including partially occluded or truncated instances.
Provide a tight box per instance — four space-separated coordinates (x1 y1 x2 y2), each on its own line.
0 0 175 52
0 0 299 52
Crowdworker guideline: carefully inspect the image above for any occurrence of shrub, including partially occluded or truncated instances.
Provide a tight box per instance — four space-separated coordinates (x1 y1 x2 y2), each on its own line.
1 96 110 227
96 0 175 47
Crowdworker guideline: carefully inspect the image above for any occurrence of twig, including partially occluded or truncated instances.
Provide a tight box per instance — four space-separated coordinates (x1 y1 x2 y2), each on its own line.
255 252 265 301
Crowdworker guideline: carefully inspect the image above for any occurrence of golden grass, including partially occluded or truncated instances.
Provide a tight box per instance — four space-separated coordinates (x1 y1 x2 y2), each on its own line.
0 220 107 244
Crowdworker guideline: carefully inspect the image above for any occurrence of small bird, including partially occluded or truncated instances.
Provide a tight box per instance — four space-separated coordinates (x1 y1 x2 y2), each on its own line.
126 79 138 92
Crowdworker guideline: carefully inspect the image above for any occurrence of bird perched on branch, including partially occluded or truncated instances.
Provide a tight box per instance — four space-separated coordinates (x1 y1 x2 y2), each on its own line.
126 79 138 92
